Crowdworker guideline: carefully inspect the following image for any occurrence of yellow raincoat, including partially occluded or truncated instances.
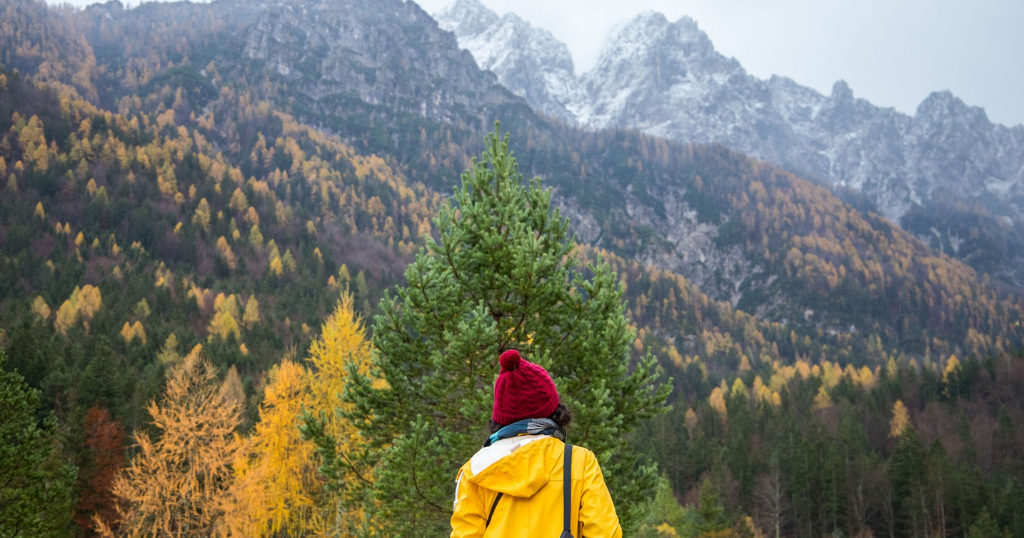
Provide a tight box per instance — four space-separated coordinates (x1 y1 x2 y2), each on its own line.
450 435 622 538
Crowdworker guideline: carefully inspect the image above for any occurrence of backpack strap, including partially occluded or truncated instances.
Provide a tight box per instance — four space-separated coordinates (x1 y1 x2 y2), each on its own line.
485 492 504 528
563 443 574 537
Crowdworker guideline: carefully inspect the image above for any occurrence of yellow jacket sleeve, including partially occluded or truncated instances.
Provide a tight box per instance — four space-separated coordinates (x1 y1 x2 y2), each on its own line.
450 470 487 538
578 451 623 538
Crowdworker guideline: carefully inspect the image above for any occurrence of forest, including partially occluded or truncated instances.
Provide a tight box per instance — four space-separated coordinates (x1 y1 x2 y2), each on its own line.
1 0 1024 536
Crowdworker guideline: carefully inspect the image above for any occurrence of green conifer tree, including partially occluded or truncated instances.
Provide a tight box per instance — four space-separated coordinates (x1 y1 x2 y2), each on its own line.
305 127 670 534
0 349 77 537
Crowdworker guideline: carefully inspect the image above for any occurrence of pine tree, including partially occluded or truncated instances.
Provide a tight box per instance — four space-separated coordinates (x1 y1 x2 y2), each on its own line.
308 127 670 534
0 350 77 538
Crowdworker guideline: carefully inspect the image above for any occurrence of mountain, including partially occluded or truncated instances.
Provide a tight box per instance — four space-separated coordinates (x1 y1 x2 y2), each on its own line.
433 0 585 124
8 0 1022 356
433 3 1024 287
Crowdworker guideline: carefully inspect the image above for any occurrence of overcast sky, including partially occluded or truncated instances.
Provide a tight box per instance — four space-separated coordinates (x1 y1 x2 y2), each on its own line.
417 0 1024 127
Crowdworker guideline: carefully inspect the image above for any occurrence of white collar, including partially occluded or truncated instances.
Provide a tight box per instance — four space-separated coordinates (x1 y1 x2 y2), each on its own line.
469 434 549 476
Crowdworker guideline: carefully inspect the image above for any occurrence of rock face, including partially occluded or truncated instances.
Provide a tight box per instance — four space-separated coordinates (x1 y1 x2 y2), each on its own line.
434 4 1024 230
433 0 586 124
244 0 519 124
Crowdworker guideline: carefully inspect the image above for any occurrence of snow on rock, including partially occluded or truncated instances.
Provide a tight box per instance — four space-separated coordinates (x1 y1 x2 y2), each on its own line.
430 2 1024 226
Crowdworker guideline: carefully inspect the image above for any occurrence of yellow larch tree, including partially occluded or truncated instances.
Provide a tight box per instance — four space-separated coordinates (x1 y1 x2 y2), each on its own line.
98 346 243 538
242 297 260 328
31 295 51 321
709 387 728 424
303 291 378 534
208 294 242 341
890 400 910 438
192 198 212 233
813 385 833 410
55 284 102 335
216 236 237 270
223 359 321 537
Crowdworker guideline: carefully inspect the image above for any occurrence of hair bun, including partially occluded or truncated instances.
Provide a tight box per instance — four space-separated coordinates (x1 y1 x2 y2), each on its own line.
499 349 521 371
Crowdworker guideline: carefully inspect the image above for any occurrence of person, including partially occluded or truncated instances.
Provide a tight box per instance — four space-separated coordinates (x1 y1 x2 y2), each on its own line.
450 349 622 537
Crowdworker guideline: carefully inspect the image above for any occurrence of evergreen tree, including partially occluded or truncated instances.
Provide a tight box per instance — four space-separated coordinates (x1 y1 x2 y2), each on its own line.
0 349 77 538
968 508 1008 538
310 127 670 534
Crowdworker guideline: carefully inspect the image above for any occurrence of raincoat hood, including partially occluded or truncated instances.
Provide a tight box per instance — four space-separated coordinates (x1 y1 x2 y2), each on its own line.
466 434 558 497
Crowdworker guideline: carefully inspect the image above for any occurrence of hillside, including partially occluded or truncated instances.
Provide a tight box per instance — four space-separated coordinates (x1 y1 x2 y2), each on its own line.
1 0 1021 383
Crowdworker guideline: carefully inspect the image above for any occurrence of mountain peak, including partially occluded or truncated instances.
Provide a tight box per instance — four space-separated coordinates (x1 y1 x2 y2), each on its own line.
435 0 499 36
915 90 993 128
431 0 584 123
831 79 853 102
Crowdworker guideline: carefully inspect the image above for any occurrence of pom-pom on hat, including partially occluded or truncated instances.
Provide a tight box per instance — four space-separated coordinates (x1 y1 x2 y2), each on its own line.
492 349 560 425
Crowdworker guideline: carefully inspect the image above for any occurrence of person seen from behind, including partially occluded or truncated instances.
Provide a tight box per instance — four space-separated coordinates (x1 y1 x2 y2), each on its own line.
450 349 622 537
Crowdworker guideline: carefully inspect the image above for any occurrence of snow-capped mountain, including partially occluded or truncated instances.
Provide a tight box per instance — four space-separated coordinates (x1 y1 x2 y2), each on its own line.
433 2 1024 228
433 0 586 124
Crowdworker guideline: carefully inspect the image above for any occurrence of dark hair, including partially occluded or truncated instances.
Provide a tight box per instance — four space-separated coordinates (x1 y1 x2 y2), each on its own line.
489 402 574 434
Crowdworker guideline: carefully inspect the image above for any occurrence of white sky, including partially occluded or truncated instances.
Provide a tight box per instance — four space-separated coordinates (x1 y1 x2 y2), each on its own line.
418 0 1024 127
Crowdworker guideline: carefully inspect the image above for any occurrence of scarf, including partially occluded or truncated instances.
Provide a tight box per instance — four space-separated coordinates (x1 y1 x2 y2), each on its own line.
484 417 565 447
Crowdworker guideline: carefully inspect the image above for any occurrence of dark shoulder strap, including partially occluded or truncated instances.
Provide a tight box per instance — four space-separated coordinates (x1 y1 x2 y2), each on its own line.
485 492 504 528
563 443 574 537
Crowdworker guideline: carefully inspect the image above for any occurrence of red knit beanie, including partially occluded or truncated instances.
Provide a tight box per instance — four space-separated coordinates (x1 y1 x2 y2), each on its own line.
492 349 560 425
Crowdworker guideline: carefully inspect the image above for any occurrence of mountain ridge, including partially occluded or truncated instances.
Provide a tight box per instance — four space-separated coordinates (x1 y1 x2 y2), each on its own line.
433 0 1024 286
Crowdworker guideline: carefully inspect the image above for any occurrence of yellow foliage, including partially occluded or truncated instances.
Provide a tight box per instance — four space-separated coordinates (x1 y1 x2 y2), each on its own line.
244 206 260 226
157 334 181 366
192 198 212 233
731 378 749 399
890 400 910 438
223 359 324 536
208 294 242 341
34 201 45 219
219 365 246 411
282 250 297 273
121 321 147 345
248 223 264 247
216 236 237 270
943 355 961 383
269 256 284 277
709 387 727 423
31 295 51 321
230 188 249 212
99 348 243 538
813 385 833 410
54 285 102 335
243 297 260 327
684 408 698 438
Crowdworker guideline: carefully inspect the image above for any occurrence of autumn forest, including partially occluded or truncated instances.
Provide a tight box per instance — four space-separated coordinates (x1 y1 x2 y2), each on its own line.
1 0 1023 537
